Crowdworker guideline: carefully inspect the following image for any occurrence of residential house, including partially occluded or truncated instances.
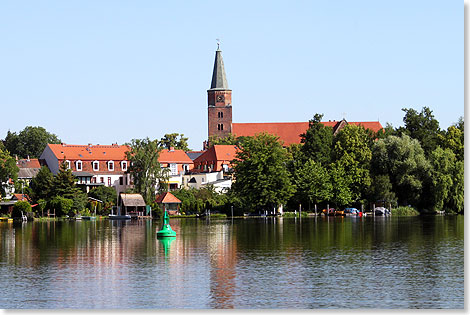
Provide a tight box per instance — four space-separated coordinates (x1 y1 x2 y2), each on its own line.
40 143 131 193
158 148 193 191
185 145 237 193
16 158 43 185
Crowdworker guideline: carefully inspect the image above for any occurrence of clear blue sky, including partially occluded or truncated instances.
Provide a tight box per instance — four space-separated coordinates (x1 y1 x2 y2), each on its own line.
0 0 463 150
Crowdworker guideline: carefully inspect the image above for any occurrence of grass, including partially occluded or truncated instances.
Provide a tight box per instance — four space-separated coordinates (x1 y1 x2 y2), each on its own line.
391 206 420 216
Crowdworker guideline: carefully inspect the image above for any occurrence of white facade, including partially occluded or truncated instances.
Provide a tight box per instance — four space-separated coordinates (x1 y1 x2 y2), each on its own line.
183 171 232 193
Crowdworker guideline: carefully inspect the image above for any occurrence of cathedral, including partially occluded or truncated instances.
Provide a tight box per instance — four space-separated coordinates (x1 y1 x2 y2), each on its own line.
206 47 383 147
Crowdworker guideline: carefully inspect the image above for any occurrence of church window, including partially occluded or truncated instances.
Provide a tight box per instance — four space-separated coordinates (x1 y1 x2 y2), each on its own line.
221 124 224 130
218 112 224 118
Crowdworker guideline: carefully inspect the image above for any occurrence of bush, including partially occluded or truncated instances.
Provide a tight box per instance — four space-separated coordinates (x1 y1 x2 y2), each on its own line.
391 206 420 216
12 201 32 218
282 211 308 218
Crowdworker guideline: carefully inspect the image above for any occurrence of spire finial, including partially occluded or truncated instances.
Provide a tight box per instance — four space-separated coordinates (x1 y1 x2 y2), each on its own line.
216 38 220 50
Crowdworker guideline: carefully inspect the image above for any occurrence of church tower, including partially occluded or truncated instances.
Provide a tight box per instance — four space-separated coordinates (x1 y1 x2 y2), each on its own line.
207 46 232 142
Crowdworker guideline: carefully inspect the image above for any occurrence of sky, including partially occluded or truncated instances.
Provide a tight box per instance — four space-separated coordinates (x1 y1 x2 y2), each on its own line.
0 0 463 150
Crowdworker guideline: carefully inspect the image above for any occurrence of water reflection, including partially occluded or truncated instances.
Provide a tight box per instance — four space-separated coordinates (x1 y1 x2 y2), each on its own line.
0 216 464 309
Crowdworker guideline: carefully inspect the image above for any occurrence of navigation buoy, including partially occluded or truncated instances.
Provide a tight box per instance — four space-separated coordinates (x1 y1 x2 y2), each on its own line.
157 210 176 238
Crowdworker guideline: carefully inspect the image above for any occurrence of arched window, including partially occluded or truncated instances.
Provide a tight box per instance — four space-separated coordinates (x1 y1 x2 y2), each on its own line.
221 124 224 130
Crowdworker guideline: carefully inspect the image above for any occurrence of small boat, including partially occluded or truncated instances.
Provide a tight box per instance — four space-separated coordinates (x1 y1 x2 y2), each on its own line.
108 214 131 220
81 216 96 220
375 207 390 216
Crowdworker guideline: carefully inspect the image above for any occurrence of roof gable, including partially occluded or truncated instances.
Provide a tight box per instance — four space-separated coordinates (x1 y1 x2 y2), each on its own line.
155 192 181 204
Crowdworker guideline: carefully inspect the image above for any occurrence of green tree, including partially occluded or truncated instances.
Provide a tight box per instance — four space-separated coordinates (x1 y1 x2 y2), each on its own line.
4 126 61 159
371 134 431 208
332 124 372 202
208 133 244 146
88 186 117 213
367 174 397 205
52 160 80 198
447 160 464 213
30 166 54 201
300 114 334 165
232 133 295 212
439 125 464 161
0 148 18 197
159 133 190 151
48 196 73 217
12 200 32 218
126 138 169 204
328 160 353 207
292 159 332 209
397 107 442 155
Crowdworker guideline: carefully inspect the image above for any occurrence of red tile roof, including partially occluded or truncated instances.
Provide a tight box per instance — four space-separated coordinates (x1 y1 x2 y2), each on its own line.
158 149 193 164
232 121 383 145
194 145 238 165
155 192 181 204
16 159 41 168
12 194 31 202
47 144 130 161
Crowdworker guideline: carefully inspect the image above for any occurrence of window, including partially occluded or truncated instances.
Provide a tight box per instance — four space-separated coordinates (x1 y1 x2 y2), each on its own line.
76 161 82 171
93 161 99 171
170 163 178 176
108 177 111 186
221 124 224 130
202 177 205 183
119 177 123 185
91 177 96 183
100 177 104 183
65 160 71 169
218 112 224 118
121 161 127 171
108 161 114 171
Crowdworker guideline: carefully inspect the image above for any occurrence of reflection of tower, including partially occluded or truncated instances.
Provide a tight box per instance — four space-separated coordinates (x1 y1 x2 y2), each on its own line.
207 224 237 308
207 46 232 142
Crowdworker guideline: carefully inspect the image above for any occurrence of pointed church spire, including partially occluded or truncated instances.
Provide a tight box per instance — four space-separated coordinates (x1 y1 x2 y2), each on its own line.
209 46 229 90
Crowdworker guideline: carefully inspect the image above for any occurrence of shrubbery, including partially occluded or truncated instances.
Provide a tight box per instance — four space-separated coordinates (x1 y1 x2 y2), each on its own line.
12 201 32 218
391 206 420 216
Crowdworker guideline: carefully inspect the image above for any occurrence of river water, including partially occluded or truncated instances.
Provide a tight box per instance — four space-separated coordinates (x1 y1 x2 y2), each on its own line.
0 215 463 309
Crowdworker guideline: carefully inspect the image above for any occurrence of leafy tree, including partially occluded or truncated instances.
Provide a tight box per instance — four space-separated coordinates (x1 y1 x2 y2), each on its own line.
300 114 334 165
292 159 332 208
88 186 117 213
332 124 372 202
159 133 190 151
208 133 243 146
371 134 431 208
447 160 464 213
328 160 353 207
366 174 397 205
439 125 464 161
48 196 73 217
376 122 397 139
30 166 54 201
12 200 31 218
397 107 442 155
0 148 18 197
232 133 295 212
88 185 117 205
4 126 61 159
428 147 454 212
126 138 169 204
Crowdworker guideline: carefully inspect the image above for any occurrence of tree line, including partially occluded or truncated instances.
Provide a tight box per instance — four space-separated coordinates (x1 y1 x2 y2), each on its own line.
211 107 464 214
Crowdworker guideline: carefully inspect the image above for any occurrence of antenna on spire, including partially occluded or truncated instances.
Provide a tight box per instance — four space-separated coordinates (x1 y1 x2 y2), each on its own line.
216 38 220 50
341 112 347 120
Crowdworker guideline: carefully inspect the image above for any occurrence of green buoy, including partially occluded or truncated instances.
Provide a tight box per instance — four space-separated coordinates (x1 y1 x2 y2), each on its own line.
157 210 176 238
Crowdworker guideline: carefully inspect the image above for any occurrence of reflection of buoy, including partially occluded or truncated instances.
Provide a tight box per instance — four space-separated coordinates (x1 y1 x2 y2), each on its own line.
158 237 176 256
157 210 176 238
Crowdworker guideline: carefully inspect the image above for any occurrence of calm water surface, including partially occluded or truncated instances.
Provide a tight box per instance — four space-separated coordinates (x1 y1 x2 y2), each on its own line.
0 215 463 309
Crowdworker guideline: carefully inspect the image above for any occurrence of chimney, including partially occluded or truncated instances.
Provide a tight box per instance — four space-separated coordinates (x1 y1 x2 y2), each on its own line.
27 155 30 161
169 147 175 152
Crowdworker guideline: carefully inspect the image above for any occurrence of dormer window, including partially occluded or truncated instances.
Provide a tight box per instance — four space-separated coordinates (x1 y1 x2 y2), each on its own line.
121 161 128 171
108 161 114 171
65 160 71 170
93 161 99 171
76 161 82 171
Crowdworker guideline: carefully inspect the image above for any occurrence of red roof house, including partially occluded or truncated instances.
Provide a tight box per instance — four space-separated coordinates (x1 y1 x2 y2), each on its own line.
155 192 182 215
158 148 193 175
193 145 238 173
